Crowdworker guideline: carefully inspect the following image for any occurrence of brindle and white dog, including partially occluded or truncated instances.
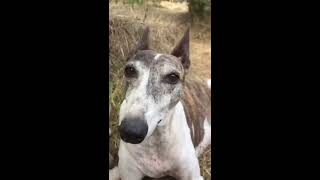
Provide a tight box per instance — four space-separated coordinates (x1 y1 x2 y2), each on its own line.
109 27 211 180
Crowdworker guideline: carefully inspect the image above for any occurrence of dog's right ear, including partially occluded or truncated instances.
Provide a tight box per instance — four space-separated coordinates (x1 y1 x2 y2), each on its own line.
171 28 190 69
127 26 150 61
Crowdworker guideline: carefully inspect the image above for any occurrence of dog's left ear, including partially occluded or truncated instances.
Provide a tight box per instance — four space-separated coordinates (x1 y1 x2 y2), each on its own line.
127 26 150 61
171 28 190 69
137 26 150 51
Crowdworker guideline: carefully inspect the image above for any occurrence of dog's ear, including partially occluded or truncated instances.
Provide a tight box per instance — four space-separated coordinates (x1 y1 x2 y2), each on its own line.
171 28 190 69
137 26 150 51
127 26 150 61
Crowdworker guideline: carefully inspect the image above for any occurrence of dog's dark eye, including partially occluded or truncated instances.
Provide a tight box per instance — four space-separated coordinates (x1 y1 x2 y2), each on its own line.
164 73 180 84
124 65 137 78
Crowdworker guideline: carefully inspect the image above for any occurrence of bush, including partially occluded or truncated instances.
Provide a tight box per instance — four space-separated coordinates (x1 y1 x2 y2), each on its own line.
188 0 211 17
128 0 144 5
109 0 145 5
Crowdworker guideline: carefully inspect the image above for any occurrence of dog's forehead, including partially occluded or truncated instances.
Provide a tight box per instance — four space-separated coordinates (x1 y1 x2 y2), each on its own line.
128 50 183 70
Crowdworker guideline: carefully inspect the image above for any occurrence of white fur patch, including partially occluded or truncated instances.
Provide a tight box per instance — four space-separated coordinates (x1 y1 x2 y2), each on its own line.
119 101 202 178
154 53 162 60
109 166 120 180
195 118 211 157
120 62 150 123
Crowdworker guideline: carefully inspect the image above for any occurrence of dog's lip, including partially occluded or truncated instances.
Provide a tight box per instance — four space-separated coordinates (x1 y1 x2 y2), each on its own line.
157 119 162 124
120 136 144 144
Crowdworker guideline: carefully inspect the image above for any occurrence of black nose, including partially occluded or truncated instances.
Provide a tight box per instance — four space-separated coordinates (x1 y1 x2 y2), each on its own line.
119 117 148 144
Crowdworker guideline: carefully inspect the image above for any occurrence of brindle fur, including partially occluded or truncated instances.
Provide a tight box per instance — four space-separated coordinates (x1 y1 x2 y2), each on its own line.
181 77 211 147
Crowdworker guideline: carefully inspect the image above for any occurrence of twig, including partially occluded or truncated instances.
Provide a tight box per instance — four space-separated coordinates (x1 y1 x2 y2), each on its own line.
120 47 125 58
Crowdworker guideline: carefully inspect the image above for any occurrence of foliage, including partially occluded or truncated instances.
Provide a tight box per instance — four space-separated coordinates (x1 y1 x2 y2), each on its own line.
128 0 144 5
188 0 211 17
109 0 144 5
109 81 113 98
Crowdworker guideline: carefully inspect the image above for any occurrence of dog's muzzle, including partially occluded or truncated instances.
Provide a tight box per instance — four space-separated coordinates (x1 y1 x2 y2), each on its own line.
119 117 148 144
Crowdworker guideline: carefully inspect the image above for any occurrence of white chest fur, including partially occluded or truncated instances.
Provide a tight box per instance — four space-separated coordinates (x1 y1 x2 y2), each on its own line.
125 135 175 178
119 102 198 178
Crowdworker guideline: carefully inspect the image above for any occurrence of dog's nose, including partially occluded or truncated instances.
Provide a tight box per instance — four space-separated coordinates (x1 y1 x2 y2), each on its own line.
119 117 148 144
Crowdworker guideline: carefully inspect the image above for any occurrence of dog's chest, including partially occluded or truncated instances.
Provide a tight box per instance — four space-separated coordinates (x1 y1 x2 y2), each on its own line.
136 148 172 177
128 130 178 178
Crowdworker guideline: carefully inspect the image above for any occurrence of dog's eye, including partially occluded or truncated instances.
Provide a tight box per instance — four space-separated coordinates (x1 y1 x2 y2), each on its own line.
124 65 137 78
164 73 180 84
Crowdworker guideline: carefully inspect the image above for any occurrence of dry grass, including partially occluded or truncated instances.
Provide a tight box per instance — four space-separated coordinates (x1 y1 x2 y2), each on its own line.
109 1 211 179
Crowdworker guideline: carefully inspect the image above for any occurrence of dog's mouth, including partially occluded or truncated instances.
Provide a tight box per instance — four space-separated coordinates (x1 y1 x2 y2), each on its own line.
120 135 145 144
157 119 162 124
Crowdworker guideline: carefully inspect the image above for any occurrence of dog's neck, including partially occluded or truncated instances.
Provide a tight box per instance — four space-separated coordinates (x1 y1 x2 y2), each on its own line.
142 101 189 147
124 101 190 158
122 101 191 179
155 102 177 130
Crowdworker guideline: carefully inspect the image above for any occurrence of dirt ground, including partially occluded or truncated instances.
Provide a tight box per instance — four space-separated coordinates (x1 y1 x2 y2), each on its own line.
109 1 211 179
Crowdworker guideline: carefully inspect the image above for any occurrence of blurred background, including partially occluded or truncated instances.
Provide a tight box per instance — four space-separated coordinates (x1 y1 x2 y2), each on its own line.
109 0 211 179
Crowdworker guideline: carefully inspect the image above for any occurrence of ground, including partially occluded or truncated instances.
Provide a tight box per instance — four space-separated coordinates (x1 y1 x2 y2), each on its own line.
109 1 211 179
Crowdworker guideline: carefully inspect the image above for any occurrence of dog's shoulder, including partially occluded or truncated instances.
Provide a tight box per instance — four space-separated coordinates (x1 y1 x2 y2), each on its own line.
181 76 211 147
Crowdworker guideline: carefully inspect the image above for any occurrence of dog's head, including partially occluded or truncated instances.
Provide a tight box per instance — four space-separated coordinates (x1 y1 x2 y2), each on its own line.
119 27 190 144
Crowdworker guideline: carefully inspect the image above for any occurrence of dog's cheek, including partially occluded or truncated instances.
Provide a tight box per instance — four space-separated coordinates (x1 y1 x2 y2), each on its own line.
168 84 182 109
118 103 126 123
147 99 165 120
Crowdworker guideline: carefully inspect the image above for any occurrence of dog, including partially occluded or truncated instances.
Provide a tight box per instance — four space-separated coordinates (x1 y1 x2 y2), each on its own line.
109 27 211 180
